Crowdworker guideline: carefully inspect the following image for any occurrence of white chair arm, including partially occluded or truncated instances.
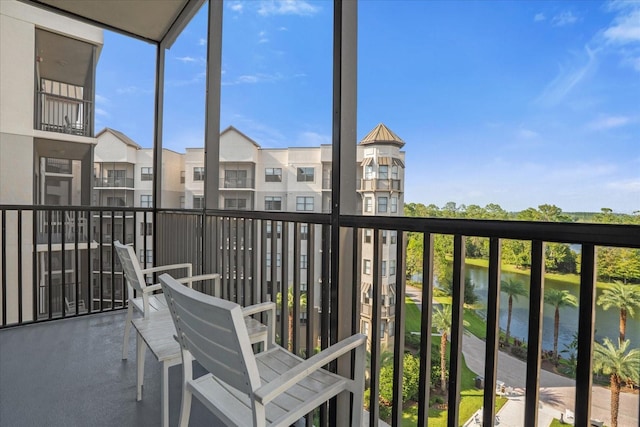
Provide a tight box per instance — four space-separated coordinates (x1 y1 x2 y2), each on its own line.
140 263 192 275
241 301 275 317
176 273 221 290
142 284 162 293
254 334 366 405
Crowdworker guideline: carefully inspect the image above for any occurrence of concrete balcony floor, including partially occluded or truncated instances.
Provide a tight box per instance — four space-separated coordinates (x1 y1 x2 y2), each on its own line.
0 311 222 427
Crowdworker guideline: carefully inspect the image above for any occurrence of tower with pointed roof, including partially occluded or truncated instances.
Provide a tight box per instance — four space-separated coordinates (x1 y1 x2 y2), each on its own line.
357 123 405 349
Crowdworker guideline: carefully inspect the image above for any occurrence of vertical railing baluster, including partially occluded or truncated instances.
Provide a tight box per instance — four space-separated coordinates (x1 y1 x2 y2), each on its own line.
417 232 434 427
369 228 382 427
292 222 300 354
17 210 23 324
319 223 331 427
1 209 6 326
524 240 545 427
391 228 406 427
74 210 79 314
575 244 596 426
447 235 465 426
47 209 53 319
61 209 66 317
281 221 289 347
483 237 502 425
306 224 315 356
99 211 104 312
32 209 38 322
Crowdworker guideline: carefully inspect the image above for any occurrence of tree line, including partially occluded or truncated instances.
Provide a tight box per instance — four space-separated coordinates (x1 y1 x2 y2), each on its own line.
404 203 640 285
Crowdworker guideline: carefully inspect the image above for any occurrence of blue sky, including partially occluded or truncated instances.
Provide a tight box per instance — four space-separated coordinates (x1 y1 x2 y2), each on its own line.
95 0 640 213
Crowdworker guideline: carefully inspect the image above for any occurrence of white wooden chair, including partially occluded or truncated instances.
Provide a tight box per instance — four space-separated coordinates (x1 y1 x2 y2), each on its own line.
160 273 367 427
115 241 222 360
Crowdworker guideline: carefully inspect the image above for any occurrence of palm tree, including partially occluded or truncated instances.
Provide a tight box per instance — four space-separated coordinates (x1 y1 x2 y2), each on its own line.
543 289 577 364
597 281 640 342
432 304 452 393
593 338 640 427
500 278 528 346
276 288 307 351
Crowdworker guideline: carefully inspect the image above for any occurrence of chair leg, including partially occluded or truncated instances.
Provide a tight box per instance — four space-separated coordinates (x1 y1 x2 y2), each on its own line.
122 304 133 359
179 354 193 427
136 332 146 401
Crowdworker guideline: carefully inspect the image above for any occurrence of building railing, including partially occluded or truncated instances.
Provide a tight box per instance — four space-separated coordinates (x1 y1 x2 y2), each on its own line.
359 178 402 191
35 91 93 137
220 177 255 189
94 177 135 188
1 204 639 427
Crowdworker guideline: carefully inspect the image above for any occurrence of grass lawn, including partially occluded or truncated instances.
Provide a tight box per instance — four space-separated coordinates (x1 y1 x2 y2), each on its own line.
401 298 506 425
400 353 507 426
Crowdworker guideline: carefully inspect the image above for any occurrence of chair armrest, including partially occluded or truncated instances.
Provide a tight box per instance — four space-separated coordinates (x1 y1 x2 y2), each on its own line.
241 301 275 317
254 334 366 405
142 283 162 293
176 273 221 290
141 263 192 275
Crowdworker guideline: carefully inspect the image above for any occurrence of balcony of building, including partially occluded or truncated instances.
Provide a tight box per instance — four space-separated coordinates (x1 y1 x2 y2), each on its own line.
359 178 403 192
2 205 639 427
34 29 97 138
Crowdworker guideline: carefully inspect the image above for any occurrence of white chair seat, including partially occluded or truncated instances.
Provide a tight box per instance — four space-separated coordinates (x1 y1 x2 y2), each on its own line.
190 346 348 426
130 294 167 313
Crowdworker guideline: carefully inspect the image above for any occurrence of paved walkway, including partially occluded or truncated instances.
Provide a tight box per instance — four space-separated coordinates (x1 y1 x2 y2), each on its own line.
405 285 640 427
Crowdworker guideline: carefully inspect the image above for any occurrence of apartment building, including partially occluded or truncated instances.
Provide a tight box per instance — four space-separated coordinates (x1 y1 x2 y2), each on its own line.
0 0 103 321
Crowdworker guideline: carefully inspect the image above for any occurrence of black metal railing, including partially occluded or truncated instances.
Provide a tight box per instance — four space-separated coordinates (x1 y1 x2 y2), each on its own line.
94 177 135 188
1 205 639 427
36 91 93 137
220 177 255 189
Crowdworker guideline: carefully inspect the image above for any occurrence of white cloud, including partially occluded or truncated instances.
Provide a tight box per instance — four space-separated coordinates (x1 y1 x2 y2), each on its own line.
535 45 597 106
223 72 284 85
534 13 546 22
228 1 243 13
95 94 110 105
198 38 206 46
588 115 631 130
278 26 288 31
258 0 320 16
167 72 207 87
517 128 539 139
116 86 152 95
176 56 197 63
259 38 269 44
95 108 109 118
258 31 269 43
599 2 640 72
552 11 579 27
299 131 331 146
607 179 640 192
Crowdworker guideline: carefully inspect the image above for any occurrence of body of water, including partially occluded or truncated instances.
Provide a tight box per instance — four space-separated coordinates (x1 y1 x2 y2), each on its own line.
466 265 640 352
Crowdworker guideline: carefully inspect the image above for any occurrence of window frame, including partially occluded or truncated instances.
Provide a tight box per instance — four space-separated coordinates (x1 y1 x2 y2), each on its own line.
296 167 315 182
296 196 314 211
193 167 205 181
378 196 388 213
265 167 283 182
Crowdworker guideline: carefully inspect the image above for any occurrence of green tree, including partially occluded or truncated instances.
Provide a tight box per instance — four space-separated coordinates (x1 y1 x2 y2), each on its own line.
597 281 640 342
544 243 577 274
276 289 307 351
543 289 578 364
432 304 452 393
500 278 528 345
502 239 532 269
593 338 640 427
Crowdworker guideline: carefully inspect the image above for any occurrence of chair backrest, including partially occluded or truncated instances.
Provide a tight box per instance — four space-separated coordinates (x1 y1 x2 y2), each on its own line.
159 273 261 395
114 241 147 294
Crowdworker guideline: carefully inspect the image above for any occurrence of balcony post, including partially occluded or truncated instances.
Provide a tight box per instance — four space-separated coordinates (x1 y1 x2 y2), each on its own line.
204 0 223 210
332 0 358 425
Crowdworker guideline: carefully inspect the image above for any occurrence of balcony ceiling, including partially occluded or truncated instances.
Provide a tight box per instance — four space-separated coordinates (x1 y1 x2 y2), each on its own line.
24 0 205 45
36 29 94 87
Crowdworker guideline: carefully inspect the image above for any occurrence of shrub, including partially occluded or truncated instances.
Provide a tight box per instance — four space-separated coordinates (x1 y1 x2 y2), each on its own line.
511 345 527 359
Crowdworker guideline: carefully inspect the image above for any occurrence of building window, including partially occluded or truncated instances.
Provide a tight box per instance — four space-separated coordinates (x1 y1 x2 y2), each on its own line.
390 260 396 276
300 282 308 292
139 249 152 264
379 165 388 180
140 195 152 208
297 167 314 182
382 260 387 276
378 197 388 213
391 165 399 179
382 230 387 245
364 197 373 213
140 167 153 181
193 167 205 181
363 259 371 275
266 253 281 267
391 197 398 213
180 170 185 184
389 320 395 337
264 196 282 211
296 196 314 211
362 321 369 336
300 224 308 240
364 229 372 243
364 165 374 179
180 196 185 209
265 168 282 182
380 322 386 339
224 198 247 209
193 196 204 209
391 231 397 244
225 169 247 187
140 222 153 236
300 254 308 269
